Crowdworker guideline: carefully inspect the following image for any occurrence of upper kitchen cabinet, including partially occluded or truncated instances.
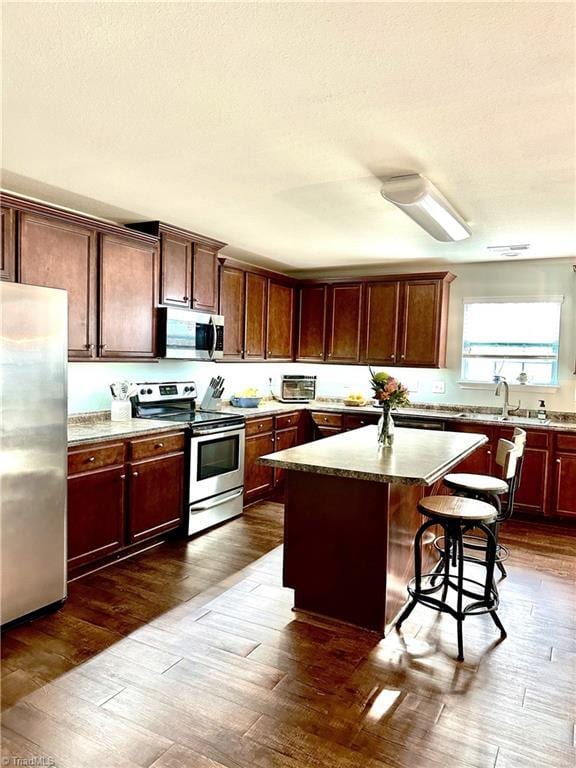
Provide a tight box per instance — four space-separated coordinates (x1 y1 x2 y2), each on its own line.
398 276 453 367
219 264 246 359
244 272 267 359
363 274 454 368
0 205 16 282
296 284 327 361
126 221 226 314
266 280 295 360
99 233 159 359
363 281 401 365
18 211 98 359
326 283 363 363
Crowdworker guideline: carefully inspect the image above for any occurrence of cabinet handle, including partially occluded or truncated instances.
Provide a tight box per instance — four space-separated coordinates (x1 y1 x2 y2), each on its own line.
183 296 189 301
556 459 560 463
328 352 332 357
86 343 95 351
87 456 95 463
155 442 164 448
99 344 106 351
400 354 405 360
132 471 139 477
120 474 126 480
487 450 492 455
390 354 395 360
246 349 250 354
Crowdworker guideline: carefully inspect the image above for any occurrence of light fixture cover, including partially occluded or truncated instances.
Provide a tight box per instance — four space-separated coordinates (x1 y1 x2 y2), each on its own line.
380 174 471 242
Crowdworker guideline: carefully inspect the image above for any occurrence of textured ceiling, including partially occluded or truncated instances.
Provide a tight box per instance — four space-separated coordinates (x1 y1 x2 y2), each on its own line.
2 2 575 272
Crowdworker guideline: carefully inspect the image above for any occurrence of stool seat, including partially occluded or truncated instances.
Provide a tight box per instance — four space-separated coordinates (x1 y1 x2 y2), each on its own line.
418 495 497 522
444 473 509 495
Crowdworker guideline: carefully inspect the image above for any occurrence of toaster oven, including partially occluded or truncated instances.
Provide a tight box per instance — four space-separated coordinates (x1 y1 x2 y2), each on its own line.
279 375 316 403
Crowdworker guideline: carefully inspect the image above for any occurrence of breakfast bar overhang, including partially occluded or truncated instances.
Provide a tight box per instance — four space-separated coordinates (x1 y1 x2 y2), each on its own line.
260 426 487 635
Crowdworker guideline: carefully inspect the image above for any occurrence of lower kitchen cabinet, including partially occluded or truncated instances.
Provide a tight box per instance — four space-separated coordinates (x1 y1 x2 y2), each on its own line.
67 431 185 575
447 422 495 475
273 426 299 487
245 431 275 502
128 454 184 543
551 433 576 517
67 464 125 570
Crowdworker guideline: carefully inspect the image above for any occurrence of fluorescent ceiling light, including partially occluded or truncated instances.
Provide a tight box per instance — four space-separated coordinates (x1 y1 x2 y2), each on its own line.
380 174 471 242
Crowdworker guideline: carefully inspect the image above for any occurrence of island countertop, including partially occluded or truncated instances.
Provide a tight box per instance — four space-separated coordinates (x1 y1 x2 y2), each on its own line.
260 425 487 485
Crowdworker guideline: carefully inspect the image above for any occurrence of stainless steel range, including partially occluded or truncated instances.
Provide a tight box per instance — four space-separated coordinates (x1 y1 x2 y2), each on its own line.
132 381 245 535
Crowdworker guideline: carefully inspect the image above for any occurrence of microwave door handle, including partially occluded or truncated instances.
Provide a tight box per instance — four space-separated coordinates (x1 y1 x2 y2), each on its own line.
208 316 217 360
190 488 243 513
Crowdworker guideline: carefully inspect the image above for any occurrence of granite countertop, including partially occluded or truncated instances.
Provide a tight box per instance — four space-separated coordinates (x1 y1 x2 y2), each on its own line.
260 426 487 486
220 399 576 432
68 418 184 447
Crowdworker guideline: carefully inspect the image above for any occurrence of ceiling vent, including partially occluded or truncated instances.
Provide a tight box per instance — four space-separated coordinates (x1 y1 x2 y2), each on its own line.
486 244 531 258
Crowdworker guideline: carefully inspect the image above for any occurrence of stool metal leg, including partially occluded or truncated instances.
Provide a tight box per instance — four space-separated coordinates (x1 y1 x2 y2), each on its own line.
396 519 435 630
478 521 507 639
455 522 465 662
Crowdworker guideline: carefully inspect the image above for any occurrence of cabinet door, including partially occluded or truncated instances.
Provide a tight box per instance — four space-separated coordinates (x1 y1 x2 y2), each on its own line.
160 232 192 307
244 272 267 359
327 284 362 363
192 244 218 312
363 281 400 365
100 234 158 358
0 206 16 281
273 426 299 487
67 466 125 570
552 453 576 517
266 280 294 360
399 280 442 367
19 213 97 358
245 432 275 501
448 423 495 475
219 266 245 359
297 285 327 361
128 453 184 543
315 426 343 440
513 447 550 516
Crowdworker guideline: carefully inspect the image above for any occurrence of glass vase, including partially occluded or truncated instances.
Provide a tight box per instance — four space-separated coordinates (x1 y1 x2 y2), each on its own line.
377 403 395 447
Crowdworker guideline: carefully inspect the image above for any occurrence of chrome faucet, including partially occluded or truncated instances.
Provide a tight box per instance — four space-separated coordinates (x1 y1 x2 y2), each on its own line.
494 376 520 420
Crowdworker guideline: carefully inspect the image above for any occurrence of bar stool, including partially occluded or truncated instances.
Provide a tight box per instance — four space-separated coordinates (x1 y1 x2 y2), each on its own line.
396 494 506 662
440 428 526 578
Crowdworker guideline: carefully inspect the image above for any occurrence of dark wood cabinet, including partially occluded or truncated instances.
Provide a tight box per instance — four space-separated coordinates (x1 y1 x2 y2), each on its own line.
192 244 219 312
245 431 275 502
399 279 444 367
296 285 327 361
19 213 98 359
553 452 576 517
99 233 158 358
327 284 363 363
266 280 294 360
273 426 299 487
447 422 495 475
244 272 267 360
67 452 126 570
159 232 192 307
128 453 184 543
363 281 400 365
0 206 16 281
219 265 245 359
497 426 551 516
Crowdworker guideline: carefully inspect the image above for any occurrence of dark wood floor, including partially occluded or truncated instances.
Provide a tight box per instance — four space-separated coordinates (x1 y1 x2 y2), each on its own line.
2 502 575 768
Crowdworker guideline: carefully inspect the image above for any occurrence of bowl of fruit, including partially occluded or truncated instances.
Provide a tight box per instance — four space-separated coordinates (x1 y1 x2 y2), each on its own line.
343 393 367 407
230 388 262 408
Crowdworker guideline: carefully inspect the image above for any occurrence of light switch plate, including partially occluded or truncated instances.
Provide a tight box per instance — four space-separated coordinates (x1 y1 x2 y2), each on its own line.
408 381 419 393
432 381 445 394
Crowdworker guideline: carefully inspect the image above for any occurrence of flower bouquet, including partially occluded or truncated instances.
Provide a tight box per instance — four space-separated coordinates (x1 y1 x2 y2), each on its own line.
369 368 410 446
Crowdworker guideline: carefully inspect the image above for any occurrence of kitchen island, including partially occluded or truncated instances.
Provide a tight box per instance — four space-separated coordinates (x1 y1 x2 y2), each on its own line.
260 425 487 635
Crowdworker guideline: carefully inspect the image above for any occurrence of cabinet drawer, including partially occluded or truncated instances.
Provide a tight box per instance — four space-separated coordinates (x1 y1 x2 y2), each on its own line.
310 411 343 428
245 417 274 436
68 442 125 475
275 412 300 430
556 433 576 452
129 432 185 460
498 426 549 449
345 413 379 430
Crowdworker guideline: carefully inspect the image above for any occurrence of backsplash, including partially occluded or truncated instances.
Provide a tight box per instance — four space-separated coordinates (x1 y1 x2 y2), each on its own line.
68 359 576 415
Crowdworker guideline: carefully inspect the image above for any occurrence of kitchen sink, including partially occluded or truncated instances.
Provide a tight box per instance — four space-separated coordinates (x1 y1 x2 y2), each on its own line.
456 412 549 426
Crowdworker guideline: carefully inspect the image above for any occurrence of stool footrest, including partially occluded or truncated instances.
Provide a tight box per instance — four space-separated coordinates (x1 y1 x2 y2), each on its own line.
406 572 500 618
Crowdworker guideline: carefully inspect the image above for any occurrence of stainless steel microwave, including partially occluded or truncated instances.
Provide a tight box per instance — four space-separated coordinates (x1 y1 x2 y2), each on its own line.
280 374 316 402
157 307 224 360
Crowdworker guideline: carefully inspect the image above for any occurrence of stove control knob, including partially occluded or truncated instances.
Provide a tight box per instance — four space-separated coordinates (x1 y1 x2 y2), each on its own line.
184 386 189 392
147 388 153 395
140 389 146 395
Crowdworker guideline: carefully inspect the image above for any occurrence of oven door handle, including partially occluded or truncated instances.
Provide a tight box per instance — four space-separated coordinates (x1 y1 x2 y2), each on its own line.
190 488 243 513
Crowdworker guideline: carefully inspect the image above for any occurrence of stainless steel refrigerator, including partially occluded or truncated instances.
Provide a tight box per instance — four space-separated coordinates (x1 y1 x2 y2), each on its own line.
1 282 68 627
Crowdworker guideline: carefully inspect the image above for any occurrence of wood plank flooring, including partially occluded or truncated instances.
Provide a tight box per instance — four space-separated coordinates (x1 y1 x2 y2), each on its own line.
2 502 575 768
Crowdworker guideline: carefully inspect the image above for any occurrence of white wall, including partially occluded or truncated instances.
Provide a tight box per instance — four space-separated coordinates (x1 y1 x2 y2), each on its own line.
69 258 576 415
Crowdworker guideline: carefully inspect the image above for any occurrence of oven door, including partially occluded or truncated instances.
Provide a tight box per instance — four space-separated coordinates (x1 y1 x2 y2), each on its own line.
189 425 245 502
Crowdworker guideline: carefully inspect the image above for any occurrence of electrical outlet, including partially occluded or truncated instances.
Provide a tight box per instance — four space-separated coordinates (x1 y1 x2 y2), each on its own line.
432 381 445 394
408 381 419 393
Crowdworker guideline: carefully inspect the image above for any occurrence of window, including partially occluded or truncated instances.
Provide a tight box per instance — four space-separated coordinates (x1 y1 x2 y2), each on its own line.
461 298 562 386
